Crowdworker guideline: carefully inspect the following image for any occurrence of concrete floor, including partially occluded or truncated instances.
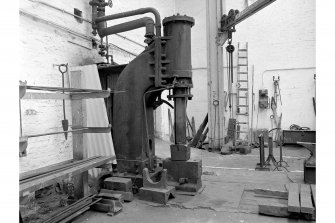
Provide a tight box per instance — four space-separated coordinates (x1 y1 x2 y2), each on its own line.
74 139 312 223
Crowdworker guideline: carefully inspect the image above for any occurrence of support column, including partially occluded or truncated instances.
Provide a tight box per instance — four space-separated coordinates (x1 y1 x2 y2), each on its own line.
206 0 228 150
70 70 88 199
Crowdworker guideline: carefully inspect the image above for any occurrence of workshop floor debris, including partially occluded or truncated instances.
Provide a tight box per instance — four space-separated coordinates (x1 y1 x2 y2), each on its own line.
20 138 312 222
69 138 313 223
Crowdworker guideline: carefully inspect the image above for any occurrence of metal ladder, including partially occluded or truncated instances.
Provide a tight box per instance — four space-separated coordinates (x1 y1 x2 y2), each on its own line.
236 42 249 143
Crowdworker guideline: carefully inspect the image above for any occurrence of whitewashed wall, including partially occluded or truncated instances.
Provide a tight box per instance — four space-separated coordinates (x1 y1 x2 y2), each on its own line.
226 0 316 132
154 0 316 141
19 0 138 172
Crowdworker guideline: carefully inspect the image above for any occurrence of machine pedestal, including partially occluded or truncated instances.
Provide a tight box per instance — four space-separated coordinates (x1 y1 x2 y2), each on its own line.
163 158 202 193
170 144 190 161
139 168 176 204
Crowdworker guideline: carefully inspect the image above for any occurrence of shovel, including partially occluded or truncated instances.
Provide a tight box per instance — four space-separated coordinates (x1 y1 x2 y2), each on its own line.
58 64 69 140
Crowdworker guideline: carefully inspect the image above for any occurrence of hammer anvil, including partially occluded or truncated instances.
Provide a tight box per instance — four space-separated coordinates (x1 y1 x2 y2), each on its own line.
170 144 190 161
163 158 202 193
297 142 316 184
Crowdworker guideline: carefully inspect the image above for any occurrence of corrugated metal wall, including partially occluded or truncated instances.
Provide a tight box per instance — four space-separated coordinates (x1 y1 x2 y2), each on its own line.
70 65 115 177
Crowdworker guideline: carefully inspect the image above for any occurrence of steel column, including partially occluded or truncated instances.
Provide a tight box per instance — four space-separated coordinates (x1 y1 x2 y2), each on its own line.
206 0 227 150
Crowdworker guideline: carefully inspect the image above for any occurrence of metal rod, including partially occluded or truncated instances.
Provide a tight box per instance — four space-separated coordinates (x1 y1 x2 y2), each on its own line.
25 128 89 138
24 85 111 93
20 157 100 184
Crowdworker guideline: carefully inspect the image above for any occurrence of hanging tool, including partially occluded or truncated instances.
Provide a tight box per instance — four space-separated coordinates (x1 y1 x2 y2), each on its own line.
270 96 282 143
57 64 69 140
226 32 235 117
273 76 282 105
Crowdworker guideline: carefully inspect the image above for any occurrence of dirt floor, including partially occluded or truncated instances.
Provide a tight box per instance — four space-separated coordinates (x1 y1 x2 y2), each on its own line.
21 138 313 223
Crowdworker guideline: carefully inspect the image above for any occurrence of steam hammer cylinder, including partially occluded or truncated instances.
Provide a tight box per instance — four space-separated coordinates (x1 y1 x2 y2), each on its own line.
163 15 194 145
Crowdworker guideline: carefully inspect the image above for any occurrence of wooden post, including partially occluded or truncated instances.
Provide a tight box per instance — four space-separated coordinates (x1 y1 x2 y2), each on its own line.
70 70 88 199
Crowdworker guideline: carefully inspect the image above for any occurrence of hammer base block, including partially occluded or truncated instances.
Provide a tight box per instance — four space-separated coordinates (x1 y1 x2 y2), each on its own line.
139 186 176 204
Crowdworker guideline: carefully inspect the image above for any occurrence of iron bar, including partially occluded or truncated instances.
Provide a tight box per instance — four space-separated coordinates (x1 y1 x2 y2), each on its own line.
20 157 99 184
22 126 111 139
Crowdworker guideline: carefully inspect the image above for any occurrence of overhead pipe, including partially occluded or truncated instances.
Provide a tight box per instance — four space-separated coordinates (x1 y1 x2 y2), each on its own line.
99 17 154 38
95 7 161 37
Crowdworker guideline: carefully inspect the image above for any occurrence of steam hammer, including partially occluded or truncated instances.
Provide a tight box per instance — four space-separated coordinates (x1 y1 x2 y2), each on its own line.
92 2 202 193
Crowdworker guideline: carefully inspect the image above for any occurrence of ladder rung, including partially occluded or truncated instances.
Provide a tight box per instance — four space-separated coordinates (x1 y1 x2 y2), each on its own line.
238 56 248 59
239 49 247 52
237 72 248 74
238 64 248 66
237 113 248 116
236 131 248 133
238 88 248 91
238 96 247 98
237 105 248 107
237 80 248 82
237 122 248 124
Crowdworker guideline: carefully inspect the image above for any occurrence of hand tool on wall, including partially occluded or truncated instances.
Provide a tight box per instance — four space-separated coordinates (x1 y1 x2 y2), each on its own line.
270 96 282 144
273 75 282 105
57 64 69 140
19 81 28 157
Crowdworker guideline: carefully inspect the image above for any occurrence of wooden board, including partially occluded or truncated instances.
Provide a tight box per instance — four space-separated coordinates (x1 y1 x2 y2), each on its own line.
300 184 314 214
254 188 288 199
70 70 88 198
287 183 300 213
20 156 114 197
259 201 290 217
310 184 316 207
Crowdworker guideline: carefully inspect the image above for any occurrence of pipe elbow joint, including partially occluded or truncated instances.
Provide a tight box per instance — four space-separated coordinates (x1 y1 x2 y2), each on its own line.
143 17 155 38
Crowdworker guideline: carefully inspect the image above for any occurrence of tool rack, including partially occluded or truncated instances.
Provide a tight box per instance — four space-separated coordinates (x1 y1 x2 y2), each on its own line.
19 70 115 199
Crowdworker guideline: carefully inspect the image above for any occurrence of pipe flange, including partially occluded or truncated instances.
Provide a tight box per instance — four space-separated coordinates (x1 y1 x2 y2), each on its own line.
163 14 195 27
